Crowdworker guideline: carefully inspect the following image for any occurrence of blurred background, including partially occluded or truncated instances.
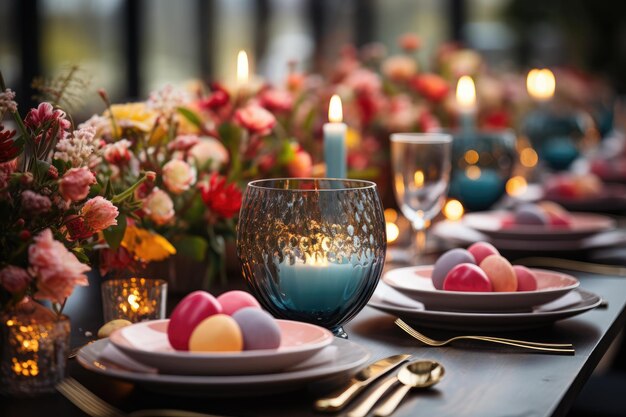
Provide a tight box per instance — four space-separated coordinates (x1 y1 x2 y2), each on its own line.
2 0 626 116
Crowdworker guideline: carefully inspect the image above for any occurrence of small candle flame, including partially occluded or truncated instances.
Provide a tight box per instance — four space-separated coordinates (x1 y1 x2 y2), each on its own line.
236 50 249 84
527 69 555 101
456 75 476 110
328 94 343 123
127 293 141 313
443 199 464 221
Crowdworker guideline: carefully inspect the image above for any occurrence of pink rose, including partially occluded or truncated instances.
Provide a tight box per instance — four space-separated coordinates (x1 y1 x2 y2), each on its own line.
260 89 294 113
287 147 313 177
234 105 276 136
344 69 381 95
81 196 118 232
28 229 90 303
188 136 229 171
104 139 132 165
59 167 96 202
0 266 32 294
382 55 418 82
398 34 422 51
167 134 200 152
163 159 196 194
24 102 71 142
143 188 174 225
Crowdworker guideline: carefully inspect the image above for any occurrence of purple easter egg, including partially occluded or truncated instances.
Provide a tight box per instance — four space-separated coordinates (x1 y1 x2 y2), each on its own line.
431 248 476 290
514 204 548 225
232 307 281 350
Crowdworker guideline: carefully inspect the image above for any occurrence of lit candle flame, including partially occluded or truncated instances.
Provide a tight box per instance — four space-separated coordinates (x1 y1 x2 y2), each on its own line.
443 199 464 221
527 69 555 101
456 75 476 110
236 50 249 85
328 94 343 123
127 293 141 313
386 222 400 243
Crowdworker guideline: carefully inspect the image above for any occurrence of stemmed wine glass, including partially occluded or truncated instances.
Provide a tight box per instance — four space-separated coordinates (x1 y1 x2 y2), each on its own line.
391 133 452 263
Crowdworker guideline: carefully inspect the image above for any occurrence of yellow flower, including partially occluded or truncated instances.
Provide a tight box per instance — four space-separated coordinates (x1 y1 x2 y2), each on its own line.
121 225 176 262
106 103 159 134
346 127 361 149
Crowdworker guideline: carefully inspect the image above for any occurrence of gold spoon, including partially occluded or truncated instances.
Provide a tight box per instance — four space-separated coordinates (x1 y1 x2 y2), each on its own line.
373 360 445 417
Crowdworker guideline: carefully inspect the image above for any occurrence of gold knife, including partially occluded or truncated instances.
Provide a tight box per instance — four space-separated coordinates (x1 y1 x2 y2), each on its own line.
314 354 411 412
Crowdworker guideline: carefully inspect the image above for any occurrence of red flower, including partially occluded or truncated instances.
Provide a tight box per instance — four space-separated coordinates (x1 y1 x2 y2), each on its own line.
260 89 294 113
24 102 71 142
99 246 135 277
198 83 230 110
199 173 242 219
410 74 449 102
0 125 19 163
398 34 422 52
482 110 510 129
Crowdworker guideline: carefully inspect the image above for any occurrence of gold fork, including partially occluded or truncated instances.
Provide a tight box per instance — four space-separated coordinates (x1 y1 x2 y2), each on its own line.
395 319 575 354
57 378 226 417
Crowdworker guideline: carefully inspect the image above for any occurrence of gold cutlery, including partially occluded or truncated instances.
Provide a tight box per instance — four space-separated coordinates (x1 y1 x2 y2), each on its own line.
315 354 411 412
395 319 575 354
56 377 225 417
514 257 626 277
373 361 444 417
346 360 443 417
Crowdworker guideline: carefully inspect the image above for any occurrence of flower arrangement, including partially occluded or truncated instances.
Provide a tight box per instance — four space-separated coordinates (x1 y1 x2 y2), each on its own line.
0 71 148 316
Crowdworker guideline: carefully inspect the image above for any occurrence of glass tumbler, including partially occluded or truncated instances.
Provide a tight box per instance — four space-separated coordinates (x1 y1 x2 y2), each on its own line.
237 178 386 338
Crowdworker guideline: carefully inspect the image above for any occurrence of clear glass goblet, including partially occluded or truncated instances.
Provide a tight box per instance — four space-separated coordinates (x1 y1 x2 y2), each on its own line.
237 178 386 338
391 133 452 263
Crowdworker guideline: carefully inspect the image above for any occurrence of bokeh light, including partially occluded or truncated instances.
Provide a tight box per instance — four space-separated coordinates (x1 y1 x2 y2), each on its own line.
443 199 464 221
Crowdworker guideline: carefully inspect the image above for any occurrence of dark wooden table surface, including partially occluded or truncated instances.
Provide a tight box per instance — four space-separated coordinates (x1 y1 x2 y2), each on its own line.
2 269 626 417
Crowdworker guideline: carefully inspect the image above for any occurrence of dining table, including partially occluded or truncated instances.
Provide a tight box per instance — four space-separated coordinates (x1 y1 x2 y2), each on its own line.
2 260 626 417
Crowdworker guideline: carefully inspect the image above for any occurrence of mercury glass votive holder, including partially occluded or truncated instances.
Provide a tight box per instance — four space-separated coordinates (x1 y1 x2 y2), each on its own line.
101 278 167 323
237 178 387 338
448 129 517 211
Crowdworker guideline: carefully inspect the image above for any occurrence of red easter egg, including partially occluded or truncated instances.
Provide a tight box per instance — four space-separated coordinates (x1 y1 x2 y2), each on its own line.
547 211 572 227
167 290 222 351
217 290 261 316
443 263 492 292
467 242 500 265
513 265 538 292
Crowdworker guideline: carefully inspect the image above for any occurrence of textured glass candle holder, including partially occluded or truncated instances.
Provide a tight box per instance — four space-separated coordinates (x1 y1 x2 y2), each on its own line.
0 299 70 397
101 278 167 323
237 178 386 338
448 129 517 211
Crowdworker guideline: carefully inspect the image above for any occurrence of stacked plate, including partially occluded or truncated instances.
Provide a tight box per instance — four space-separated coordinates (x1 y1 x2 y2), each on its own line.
77 319 370 396
432 210 621 252
368 266 602 331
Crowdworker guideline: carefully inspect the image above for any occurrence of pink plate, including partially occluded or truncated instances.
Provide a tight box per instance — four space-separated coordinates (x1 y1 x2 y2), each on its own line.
109 319 333 375
383 266 579 313
463 211 614 240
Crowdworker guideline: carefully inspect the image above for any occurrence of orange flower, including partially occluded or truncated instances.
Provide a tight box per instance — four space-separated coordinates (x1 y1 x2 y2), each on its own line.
121 225 176 263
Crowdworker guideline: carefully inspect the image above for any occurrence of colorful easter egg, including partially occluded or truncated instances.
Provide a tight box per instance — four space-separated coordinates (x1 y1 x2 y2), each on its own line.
432 249 476 290
188 314 243 352
232 307 281 350
217 290 262 316
442 263 492 292
167 291 222 351
479 255 517 292
514 204 549 226
467 241 499 265
513 265 538 292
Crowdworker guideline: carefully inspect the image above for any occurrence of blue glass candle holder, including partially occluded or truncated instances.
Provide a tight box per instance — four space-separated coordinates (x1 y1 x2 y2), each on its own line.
448 129 517 211
236 178 386 338
522 109 587 171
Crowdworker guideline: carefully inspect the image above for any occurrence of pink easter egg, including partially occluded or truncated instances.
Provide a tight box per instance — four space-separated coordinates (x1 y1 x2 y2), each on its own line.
479 255 517 292
217 290 262 316
167 291 222 351
467 242 500 265
443 263 492 292
513 265 538 292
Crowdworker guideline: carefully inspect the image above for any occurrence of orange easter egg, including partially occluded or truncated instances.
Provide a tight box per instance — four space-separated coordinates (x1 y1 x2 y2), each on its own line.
479 255 517 292
189 314 243 352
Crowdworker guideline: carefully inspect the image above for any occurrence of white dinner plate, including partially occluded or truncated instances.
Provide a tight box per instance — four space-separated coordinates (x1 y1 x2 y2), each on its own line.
463 211 615 240
77 338 370 397
109 319 333 375
383 266 579 313
368 288 602 332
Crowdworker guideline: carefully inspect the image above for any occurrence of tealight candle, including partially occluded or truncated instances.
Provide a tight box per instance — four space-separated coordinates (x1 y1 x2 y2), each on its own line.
527 68 555 103
324 95 347 178
101 278 167 323
456 75 477 135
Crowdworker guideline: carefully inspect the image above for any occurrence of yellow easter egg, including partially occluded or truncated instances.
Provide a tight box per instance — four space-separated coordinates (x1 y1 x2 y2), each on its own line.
479 255 517 292
188 314 243 352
